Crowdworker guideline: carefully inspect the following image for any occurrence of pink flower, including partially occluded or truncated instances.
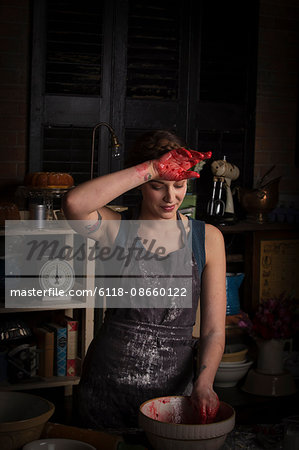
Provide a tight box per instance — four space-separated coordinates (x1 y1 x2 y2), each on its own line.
238 294 298 340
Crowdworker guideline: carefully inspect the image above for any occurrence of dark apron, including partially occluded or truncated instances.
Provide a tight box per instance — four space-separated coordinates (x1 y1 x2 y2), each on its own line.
77 215 203 430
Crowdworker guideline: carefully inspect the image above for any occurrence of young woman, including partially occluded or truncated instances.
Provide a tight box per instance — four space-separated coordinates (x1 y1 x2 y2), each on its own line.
63 130 226 430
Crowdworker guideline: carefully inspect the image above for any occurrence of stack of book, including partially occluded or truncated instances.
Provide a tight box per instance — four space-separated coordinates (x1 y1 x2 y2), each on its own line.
34 316 79 377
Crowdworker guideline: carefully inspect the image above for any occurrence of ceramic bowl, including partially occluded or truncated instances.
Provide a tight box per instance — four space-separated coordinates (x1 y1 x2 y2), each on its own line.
139 396 235 450
23 438 96 450
219 360 247 367
214 360 253 387
0 392 55 450
221 344 248 363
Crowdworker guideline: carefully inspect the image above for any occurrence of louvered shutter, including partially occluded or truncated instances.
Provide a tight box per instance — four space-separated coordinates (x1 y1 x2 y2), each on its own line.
46 1 103 96
127 0 180 100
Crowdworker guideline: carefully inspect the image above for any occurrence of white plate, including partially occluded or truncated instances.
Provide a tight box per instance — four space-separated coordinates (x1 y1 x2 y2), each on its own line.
23 439 96 450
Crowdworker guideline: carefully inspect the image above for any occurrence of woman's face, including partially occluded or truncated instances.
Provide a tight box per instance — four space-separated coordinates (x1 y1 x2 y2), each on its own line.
140 179 187 220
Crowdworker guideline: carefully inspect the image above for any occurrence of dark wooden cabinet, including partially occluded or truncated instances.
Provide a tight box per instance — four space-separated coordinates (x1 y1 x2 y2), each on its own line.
219 221 299 313
29 0 259 200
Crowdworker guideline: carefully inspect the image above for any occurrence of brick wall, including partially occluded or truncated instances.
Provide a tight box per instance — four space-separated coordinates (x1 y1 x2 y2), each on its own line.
255 0 299 207
0 0 30 199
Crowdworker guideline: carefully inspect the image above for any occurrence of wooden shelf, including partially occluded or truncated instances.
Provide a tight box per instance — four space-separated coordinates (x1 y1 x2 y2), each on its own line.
0 222 75 236
1 296 94 313
0 302 91 313
0 376 80 391
218 221 299 312
218 220 298 234
226 254 244 263
0 225 95 394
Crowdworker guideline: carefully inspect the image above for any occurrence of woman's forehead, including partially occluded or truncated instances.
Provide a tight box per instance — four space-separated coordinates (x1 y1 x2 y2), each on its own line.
149 179 187 185
157 138 181 149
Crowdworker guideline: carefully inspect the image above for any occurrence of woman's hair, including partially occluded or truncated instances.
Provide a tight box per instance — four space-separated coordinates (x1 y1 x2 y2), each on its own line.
125 129 187 168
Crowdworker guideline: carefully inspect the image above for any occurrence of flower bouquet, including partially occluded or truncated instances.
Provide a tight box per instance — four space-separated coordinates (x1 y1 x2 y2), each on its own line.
238 294 299 340
238 294 299 375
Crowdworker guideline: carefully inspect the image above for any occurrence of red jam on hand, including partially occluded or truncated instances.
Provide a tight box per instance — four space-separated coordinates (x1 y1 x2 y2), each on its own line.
154 147 212 181
198 396 220 424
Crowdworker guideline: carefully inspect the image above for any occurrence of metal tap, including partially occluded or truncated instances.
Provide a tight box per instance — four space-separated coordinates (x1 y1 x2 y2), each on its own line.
90 122 120 179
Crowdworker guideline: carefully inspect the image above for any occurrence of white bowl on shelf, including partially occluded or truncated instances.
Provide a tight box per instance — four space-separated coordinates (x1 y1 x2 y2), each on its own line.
214 360 253 387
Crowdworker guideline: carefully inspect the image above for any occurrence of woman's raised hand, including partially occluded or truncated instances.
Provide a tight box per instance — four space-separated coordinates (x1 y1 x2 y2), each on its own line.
153 148 212 181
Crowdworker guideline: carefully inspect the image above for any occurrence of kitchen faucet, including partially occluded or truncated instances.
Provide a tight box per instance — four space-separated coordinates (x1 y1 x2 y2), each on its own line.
90 122 120 179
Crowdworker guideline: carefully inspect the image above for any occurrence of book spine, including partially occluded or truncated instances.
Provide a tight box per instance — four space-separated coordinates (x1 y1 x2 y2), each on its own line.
35 328 54 377
66 319 78 377
56 327 67 376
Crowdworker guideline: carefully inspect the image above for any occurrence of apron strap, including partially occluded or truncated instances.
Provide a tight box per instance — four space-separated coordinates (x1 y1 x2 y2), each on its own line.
189 217 206 274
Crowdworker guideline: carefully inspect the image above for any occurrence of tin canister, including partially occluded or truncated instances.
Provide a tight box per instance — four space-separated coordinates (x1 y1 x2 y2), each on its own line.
29 204 46 228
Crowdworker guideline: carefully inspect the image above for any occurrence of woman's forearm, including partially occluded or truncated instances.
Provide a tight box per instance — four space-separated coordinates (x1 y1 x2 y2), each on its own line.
191 330 224 423
195 331 225 388
63 161 154 219
63 147 211 220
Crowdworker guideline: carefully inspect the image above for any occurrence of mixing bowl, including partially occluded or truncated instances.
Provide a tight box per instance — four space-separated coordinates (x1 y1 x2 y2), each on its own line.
139 395 235 450
214 359 253 387
0 392 55 450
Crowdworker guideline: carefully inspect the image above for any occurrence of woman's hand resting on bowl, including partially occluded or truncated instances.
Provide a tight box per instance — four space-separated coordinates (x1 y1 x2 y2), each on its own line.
190 383 220 424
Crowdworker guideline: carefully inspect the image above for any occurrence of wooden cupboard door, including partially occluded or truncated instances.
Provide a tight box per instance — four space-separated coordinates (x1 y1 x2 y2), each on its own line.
30 0 258 195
